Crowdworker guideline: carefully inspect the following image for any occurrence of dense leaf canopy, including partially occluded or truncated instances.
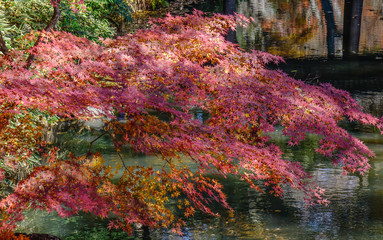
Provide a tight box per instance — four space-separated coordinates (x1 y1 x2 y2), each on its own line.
0 2 381 237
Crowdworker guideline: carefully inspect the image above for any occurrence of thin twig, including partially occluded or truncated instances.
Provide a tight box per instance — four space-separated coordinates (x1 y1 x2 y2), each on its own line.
162 157 172 169
105 131 129 172
116 150 129 171
87 131 108 155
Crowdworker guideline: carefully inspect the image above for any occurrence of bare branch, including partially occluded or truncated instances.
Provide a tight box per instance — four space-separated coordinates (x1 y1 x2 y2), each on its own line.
45 1 61 32
116 150 129 172
87 130 130 174
105 131 130 172
25 0 62 69
88 132 108 155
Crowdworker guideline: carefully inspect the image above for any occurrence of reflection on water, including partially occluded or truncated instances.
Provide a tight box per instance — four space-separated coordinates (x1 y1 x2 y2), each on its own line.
237 0 383 58
149 139 383 239
196 0 383 58
149 60 383 239
237 0 333 58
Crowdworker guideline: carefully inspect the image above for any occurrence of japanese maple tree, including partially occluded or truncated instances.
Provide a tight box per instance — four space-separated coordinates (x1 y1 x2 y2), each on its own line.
0 0 382 237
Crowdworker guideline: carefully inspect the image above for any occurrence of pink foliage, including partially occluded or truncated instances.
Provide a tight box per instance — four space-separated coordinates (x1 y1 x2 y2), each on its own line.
0 10 381 233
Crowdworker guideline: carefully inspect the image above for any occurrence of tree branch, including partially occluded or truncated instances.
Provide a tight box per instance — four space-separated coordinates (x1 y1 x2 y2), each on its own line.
87 130 130 174
105 131 130 172
88 132 108 155
116 150 129 172
45 1 61 32
25 0 62 69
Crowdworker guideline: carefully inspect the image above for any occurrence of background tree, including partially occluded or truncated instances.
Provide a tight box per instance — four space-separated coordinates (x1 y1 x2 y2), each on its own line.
343 0 364 58
0 0 129 50
0 1 382 238
320 0 341 59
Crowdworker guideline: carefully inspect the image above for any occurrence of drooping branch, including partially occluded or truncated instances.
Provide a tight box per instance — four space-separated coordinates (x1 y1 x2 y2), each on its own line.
0 31 9 56
25 0 62 69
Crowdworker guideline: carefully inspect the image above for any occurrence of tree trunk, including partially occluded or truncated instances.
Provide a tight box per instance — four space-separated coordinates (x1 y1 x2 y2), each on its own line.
320 0 341 59
343 0 364 58
25 0 62 69
224 0 237 43
133 0 151 11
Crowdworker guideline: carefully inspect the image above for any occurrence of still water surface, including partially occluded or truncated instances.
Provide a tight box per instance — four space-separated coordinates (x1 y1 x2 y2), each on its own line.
194 0 383 59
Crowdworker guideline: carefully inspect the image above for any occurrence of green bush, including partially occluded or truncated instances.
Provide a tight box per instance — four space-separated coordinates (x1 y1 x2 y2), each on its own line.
0 0 132 49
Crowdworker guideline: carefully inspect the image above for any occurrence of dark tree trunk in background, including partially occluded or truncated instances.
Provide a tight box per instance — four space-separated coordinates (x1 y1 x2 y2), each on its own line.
142 225 151 239
343 0 364 58
224 0 237 43
134 0 150 11
320 0 340 59
224 0 236 14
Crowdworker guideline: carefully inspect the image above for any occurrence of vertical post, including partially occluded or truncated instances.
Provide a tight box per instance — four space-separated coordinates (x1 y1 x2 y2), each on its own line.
224 0 236 14
142 225 151 239
343 0 364 58
320 0 339 59
224 0 237 43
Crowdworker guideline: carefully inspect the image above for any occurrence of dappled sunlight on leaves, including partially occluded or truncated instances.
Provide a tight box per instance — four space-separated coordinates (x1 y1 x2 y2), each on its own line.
0 8 382 236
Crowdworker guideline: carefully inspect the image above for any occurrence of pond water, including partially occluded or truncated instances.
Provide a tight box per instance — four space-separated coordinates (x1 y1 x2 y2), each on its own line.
16 0 383 239
134 60 382 240
193 0 383 59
